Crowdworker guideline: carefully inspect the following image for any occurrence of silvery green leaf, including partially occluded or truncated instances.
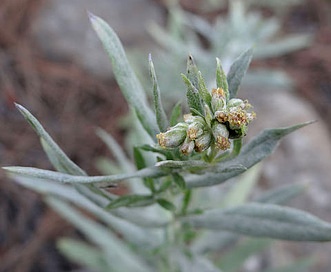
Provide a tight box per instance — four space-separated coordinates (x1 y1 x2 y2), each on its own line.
170 102 182 126
133 146 147 171
171 250 222 272
156 160 210 173
220 163 262 208
148 22 209 60
255 34 312 59
217 238 271 272
191 231 238 255
227 48 253 99
106 194 155 209
47 196 153 272
216 57 229 100
148 22 187 55
15 103 85 176
149 54 169 132
114 205 172 228
191 179 305 255
186 121 312 187
172 173 186 190
198 71 211 105
157 198 176 211
16 106 111 203
186 55 211 105
95 157 121 175
184 203 331 241
57 238 108 272
3 166 165 187
11 176 163 248
243 70 292 89
186 55 200 92
255 182 307 205
96 128 135 173
182 74 205 116
89 13 158 137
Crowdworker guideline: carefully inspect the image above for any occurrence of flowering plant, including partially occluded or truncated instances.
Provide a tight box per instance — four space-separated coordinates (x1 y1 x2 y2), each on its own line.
2 14 331 272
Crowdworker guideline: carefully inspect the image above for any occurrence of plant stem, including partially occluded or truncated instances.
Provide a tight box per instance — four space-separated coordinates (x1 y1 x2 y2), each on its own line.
180 189 192 215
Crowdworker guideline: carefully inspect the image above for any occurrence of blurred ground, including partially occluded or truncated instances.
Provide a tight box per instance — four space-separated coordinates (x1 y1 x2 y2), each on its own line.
0 0 330 271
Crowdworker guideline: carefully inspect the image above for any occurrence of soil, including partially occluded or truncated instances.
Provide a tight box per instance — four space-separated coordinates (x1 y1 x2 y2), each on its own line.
0 0 330 271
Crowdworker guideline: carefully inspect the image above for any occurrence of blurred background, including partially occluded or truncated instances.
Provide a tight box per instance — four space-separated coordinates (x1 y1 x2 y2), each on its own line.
0 0 330 271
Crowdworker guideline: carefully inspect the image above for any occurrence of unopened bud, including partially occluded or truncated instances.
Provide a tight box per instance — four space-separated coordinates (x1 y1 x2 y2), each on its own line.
204 104 213 125
194 132 212 152
227 98 245 109
180 138 195 155
211 88 226 112
156 123 187 148
212 122 231 150
187 117 206 140
215 110 228 123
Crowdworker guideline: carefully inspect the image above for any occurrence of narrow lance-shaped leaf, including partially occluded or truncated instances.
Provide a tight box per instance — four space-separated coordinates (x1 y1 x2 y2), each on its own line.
13 176 163 247
156 160 211 173
217 238 271 272
169 102 182 126
15 103 85 176
89 13 158 137
181 74 205 116
172 173 186 190
255 182 307 205
57 238 108 272
46 196 153 272
157 198 176 212
149 54 168 132
106 194 155 209
96 128 135 173
3 165 165 187
216 57 229 100
184 203 331 241
186 55 199 94
134 146 156 192
187 55 211 104
220 163 262 208
227 48 253 99
12 105 120 203
197 71 211 106
191 182 306 255
186 121 313 187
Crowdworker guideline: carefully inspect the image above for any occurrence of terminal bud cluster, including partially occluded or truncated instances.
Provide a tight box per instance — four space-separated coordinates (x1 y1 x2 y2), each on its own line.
156 57 255 156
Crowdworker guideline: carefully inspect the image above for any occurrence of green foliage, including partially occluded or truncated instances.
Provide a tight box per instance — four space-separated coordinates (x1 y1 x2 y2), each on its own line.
2 13 327 272
89 13 158 138
227 48 253 99
131 0 312 107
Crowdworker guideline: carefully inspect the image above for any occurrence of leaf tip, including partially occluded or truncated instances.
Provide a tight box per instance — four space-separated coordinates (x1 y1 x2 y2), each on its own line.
14 103 28 117
87 11 97 22
14 102 23 110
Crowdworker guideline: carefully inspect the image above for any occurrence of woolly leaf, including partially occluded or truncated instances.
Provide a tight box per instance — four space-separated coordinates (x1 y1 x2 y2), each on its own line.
184 203 331 241
227 48 253 98
89 13 158 137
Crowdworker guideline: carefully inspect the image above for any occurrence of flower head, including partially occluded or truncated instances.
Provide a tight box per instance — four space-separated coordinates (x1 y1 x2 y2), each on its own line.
156 56 255 156
156 122 187 149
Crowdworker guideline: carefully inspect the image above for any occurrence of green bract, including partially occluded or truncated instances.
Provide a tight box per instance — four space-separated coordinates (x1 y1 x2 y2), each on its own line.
1 12 327 272
157 55 255 157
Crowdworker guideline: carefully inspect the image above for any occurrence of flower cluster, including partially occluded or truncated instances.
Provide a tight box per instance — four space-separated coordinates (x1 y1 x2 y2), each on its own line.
157 86 255 155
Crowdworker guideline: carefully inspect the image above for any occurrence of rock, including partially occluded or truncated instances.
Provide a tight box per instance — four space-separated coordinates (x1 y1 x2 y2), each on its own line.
32 0 162 78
